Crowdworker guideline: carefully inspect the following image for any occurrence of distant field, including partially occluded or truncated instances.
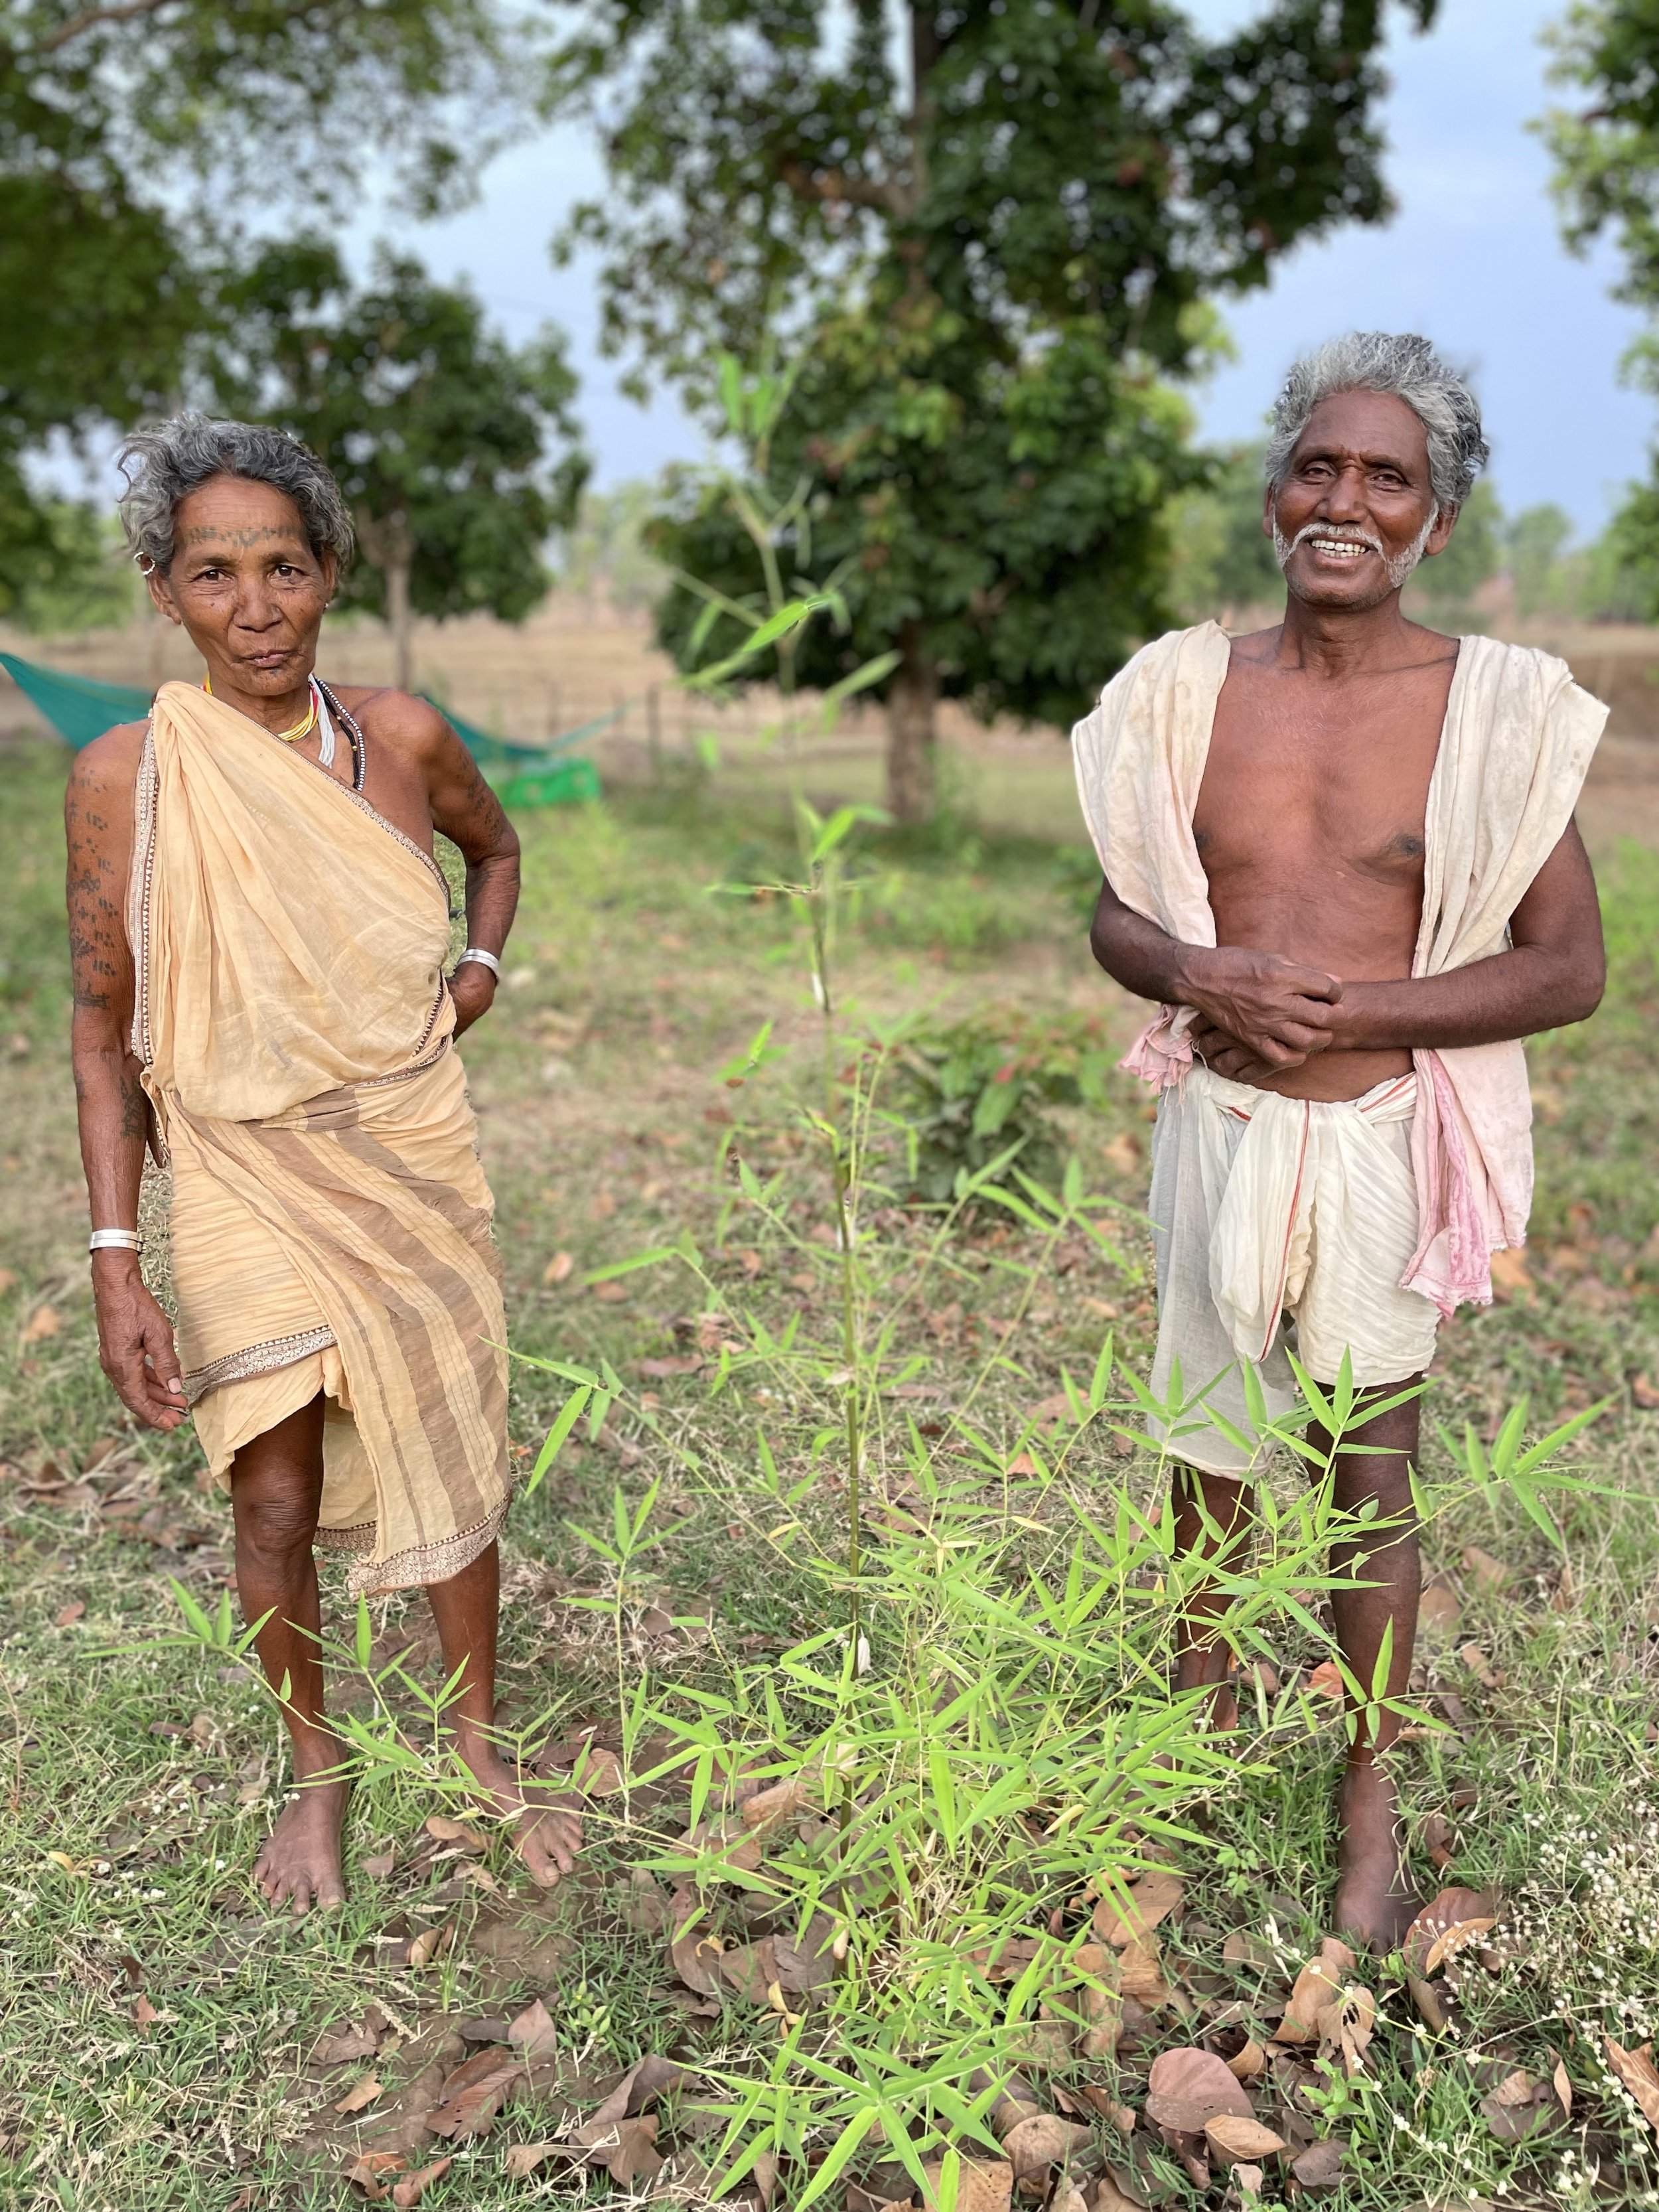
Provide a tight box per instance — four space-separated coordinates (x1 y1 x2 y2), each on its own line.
10 597 1659 852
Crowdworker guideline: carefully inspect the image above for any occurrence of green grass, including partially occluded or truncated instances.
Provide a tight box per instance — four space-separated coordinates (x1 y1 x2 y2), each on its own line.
2 741 1658 2209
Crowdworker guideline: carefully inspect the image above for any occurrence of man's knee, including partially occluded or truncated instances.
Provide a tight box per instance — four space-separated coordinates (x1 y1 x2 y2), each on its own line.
233 1483 320 1566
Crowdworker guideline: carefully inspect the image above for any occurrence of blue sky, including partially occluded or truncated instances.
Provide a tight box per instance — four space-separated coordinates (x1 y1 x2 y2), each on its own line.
367 0 1653 534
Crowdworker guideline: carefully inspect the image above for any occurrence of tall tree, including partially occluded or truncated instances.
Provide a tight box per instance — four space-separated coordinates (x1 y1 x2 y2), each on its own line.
551 1 1439 817
1543 0 1659 612
215 244 589 689
0 0 546 608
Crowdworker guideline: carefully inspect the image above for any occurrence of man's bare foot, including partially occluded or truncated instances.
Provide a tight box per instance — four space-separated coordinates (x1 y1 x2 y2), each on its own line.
1332 1761 1419 1952
459 1743 583 1887
253 1777 348 1915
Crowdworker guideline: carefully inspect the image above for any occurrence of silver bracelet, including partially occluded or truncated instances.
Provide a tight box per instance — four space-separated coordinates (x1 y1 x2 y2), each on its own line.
455 948 502 980
89 1228 142 1254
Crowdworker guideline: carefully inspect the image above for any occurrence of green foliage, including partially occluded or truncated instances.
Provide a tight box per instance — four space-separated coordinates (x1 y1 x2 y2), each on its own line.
212 241 589 638
569 1 1441 811
1412 475 1504 614
553 0 1439 385
559 480 671 610
0 492 141 630
889 1011 1117 1205
650 305 1201 738
1509 501 1576 618
0 0 545 571
1164 443 1283 623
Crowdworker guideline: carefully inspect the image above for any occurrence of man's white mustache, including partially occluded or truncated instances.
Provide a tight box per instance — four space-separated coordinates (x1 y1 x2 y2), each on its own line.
1285 524 1386 558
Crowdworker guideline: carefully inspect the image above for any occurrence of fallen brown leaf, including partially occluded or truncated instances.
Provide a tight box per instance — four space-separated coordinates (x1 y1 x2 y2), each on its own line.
1552 2057 1573 2119
1330 1985 1375 2076
570 2111 663 2187
774 1911 841 1995
1000 2114 1091 2181
1289 2136 1346 2192
1418 1579 1461 1635
1088 2174 1143 2212
1204 2114 1287 2162
1102 1131 1143 1174
1220 1931 1276 1969
918 2156 1013 2212
1488 1247 1532 1299
1461 1544 1510 1593
508 1997 559 2059
1225 2037 1267 2083
1273 1939 1354 2043
405 1921 453 1970
425 1814 486 1852
1144 2047 1255 2133
1402 1888 1497 1978
52 1599 85 1627
344 2150 407 2202
21 1305 62 1345
1093 1866 1185 1946
1458 1643 1499 1690
390 2159 451 2209
335 2073 384 2115
1406 1975 1450 2034
361 1848 396 1881
133 1992 159 2031
1606 2036 1659 2131
314 2014 383 2067
543 1251 575 1286
504 2142 557 2180
1304 1660 1344 1699
425 2046 524 2138
1114 1935 1171 2008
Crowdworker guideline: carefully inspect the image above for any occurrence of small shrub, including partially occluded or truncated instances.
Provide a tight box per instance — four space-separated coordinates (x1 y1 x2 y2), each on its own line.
888 1009 1117 1203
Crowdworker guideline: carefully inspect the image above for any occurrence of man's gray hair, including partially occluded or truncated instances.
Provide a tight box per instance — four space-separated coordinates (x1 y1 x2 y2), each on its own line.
115 415 355 575
1263 332 1490 513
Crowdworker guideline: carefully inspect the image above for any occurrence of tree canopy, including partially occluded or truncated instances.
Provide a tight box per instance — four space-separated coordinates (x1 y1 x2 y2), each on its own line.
213 243 588 688
0 0 545 615
560 1 1441 816
1544 0 1659 614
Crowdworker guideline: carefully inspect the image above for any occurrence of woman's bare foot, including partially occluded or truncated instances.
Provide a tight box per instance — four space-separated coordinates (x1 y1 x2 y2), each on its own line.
457 1741 583 1887
1332 1761 1419 1952
253 1776 348 1914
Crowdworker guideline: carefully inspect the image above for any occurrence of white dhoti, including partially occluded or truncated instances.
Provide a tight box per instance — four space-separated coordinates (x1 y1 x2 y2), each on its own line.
1146 1067 1442 1475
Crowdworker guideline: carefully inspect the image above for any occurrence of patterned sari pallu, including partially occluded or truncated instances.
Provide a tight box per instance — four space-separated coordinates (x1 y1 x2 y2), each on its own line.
129 682 510 1593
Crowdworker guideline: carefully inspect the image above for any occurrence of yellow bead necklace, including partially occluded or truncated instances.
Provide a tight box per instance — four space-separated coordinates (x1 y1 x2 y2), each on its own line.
203 675 319 745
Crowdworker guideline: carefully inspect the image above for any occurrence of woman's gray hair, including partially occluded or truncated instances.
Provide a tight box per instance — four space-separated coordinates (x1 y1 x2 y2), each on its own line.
115 415 355 575
1263 332 1490 513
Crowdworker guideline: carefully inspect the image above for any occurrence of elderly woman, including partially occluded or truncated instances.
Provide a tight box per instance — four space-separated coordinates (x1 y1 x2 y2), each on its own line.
66 415 578 1910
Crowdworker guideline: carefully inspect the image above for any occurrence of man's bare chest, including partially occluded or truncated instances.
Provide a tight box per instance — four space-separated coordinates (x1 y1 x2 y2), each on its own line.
1194 670 1450 890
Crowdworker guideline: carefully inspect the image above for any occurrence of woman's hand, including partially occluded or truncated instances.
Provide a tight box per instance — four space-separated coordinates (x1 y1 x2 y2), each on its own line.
91 1253 188 1431
450 962 498 1039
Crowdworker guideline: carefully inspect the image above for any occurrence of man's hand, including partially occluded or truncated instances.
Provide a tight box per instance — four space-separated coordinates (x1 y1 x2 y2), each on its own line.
450 962 498 1039
91 1254 188 1431
1178 946 1343 1071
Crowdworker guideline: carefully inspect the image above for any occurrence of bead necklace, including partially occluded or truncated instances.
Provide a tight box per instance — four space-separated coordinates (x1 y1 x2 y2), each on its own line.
203 674 319 745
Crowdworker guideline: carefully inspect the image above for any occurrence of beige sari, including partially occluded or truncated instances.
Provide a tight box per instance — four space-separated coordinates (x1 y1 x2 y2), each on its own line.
129 682 510 1593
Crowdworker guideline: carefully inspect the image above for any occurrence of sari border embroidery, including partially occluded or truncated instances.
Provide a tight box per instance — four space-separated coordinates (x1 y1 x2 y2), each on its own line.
318 1491 512 1595
184 1323 338 1406
127 723 158 1069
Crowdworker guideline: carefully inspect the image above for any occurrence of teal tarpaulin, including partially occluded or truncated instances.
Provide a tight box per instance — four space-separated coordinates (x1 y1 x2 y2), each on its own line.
1 651 603 806
0 652 151 749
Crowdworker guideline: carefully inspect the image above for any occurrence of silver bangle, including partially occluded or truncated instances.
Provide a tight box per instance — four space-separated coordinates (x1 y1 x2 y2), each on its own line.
455 948 502 980
89 1228 142 1254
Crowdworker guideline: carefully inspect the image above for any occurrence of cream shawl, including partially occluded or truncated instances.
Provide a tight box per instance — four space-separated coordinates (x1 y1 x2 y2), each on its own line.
1071 623 1607 1314
129 682 510 1593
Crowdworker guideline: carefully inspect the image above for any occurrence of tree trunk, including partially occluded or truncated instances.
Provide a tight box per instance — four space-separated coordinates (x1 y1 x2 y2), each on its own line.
885 622 938 826
386 548 414 693
356 506 416 692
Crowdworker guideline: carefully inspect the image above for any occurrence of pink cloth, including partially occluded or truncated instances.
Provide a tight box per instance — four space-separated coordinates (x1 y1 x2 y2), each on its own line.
1072 623 1607 1317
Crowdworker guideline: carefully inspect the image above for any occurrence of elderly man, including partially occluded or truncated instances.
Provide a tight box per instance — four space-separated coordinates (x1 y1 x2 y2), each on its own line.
66 415 578 1911
1076 332 1607 1946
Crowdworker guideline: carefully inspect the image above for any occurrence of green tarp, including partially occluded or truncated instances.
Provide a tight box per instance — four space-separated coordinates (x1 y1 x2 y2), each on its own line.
0 651 603 806
0 652 152 749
